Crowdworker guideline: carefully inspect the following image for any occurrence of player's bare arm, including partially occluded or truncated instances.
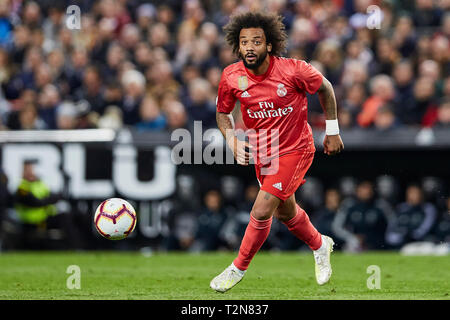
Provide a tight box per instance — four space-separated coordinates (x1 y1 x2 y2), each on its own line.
317 77 344 156
216 111 250 165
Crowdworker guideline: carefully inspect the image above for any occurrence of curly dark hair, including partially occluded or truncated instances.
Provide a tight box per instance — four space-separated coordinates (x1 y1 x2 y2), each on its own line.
223 11 288 57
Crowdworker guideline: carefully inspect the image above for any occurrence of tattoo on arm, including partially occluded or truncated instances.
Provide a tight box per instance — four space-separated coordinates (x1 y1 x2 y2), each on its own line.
317 78 338 120
216 112 235 139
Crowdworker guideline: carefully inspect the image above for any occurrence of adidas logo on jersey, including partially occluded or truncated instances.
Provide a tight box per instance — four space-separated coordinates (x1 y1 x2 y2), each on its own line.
272 182 282 191
241 91 251 97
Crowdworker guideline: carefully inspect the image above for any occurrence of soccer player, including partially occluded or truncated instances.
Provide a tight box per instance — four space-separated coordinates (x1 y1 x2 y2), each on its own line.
210 12 344 292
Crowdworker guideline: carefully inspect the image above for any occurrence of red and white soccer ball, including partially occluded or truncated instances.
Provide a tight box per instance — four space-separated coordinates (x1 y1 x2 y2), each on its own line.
94 198 137 240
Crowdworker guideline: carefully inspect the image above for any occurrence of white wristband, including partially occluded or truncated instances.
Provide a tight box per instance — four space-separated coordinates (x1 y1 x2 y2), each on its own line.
325 119 340 135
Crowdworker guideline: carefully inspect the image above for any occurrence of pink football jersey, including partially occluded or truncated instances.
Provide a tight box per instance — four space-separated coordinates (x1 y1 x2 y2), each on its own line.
217 55 323 165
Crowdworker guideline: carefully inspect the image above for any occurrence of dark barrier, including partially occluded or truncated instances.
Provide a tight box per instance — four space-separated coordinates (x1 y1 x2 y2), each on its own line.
0 127 449 250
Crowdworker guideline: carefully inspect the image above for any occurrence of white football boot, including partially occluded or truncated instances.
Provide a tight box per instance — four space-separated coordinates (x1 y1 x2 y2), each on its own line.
313 235 335 285
210 263 246 293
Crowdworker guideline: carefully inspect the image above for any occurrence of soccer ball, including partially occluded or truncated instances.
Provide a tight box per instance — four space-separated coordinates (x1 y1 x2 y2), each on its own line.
94 198 137 240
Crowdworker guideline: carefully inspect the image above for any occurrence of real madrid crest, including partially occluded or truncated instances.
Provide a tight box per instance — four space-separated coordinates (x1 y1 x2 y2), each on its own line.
277 83 287 97
238 76 248 90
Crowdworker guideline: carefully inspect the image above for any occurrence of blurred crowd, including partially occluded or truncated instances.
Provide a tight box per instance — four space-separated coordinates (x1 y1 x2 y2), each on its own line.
163 173 449 253
0 0 448 133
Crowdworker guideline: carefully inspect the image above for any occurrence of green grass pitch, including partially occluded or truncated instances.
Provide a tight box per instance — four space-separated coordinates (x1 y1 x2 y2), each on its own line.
0 251 448 300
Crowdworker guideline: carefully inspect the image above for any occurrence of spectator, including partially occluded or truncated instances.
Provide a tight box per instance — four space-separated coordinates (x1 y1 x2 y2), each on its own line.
163 174 201 251
0 48 12 87
311 189 345 249
313 39 343 85
9 25 30 66
430 196 450 244
221 183 257 251
0 1 447 133
200 22 221 58
13 46 44 94
432 99 450 127
373 104 399 131
146 60 179 103
5 88 36 118
103 42 127 80
102 80 123 110
184 77 216 129
135 95 166 131
340 60 368 90
337 107 355 129
444 77 450 100
386 184 438 249
412 77 438 125
373 37 400 76
213 0 237 29
290 17 319 60
413 0 443 27
74 65 106 115
392 60 415 119
442 12 450 38
148 22 175 59
0 0 13 48
97 105 123 130
391 15 416 58
164 100 188 131
205 66 222 95
341 82 367 122
332 180 391 252
41 6 65 51
296 177 324 214
156 4 177 33
37 83 60 129
74 100 97 129
119 23 141 52
191 189 228 252
421 176 444 204
56 101 78 130
189 37 218 74
135 3 156 31
21 1 42 30
418 59 441 85
430 34 449 69
343 39 373 70
0 169 12 241
327 15 352 43
65 47 89 96
178 63 201 99
357 74 395 128
133 42 153 71
46 48 68 94
121 68 146 125
13 160 85 249
33 63 52 91
415 34 433 63
6 103 46 130
376 175 401 206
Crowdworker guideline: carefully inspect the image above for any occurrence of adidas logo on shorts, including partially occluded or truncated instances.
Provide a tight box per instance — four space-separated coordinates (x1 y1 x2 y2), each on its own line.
272 182 282 191
241 91 251 98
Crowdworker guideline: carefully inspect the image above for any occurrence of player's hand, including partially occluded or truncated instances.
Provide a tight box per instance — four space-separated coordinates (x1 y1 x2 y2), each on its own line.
323 134 344 156
227 136 251 165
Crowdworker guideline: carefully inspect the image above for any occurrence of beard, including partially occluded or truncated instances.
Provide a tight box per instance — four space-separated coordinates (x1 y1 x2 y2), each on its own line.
240 50 268 70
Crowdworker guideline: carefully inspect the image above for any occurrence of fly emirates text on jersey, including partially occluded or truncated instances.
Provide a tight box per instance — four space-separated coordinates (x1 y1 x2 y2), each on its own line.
246 101 294 119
